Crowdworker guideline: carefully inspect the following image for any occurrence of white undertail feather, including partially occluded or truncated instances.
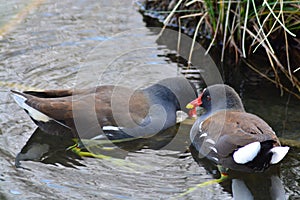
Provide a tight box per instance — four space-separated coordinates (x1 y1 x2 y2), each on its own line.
102 126 122 131
12 92 50 122
233 142 261 164
270 146 290 164
199 121 203 132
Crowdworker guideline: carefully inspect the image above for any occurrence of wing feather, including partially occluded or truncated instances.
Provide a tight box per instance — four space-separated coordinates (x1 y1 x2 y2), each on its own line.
201 110 279 158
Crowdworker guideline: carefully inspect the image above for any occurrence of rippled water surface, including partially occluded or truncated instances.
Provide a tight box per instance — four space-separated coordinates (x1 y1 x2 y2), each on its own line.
0 0 299 199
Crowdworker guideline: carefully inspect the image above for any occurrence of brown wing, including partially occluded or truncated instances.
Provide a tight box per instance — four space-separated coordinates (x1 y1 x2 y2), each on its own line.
24 89 74 98
93 86 150 128
24 86 150 130
24 87 103 98
201 110 280 158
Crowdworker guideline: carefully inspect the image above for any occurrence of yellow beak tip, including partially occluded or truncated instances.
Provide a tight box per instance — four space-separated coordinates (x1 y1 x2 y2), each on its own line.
186 103 194 109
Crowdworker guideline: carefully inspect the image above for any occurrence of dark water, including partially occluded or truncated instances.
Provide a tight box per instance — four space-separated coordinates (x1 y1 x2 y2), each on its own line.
0 0 299 199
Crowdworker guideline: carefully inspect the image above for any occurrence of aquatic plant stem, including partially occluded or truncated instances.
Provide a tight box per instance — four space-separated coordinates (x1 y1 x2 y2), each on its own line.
244 60 300 99
154 0 300 95
159 0 184 37
245 25 300 93
221 0 231 62
252 0 278 54
205 13 221 55
241 0 250 58
188 12 208 67
281 1 293 86
177 13 204 55
263 0 296 37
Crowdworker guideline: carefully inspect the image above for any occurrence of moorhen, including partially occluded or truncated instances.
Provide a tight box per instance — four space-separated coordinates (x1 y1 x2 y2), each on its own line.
11 77 197 140
186 84 289 172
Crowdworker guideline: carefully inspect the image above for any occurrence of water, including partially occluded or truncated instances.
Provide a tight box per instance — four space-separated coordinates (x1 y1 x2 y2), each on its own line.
0 0 299 199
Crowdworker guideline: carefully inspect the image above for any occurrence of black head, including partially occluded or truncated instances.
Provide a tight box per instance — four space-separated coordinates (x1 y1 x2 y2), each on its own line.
156 77 198 112
187 84 245 113
145 77 198 116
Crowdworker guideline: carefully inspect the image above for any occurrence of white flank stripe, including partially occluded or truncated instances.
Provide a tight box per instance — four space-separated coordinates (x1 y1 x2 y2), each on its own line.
233 142 261 164
90 135 107 140
199 121 204 132
209 146 218 153
102 126 121 131
211 157 219 162
199 132 207 138
205 138 215 145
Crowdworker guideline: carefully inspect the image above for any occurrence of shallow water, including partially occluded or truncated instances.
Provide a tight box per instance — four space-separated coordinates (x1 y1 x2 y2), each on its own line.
0 0 299 199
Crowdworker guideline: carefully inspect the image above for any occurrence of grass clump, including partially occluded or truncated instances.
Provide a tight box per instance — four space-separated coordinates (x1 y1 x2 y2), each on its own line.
142 0 300 98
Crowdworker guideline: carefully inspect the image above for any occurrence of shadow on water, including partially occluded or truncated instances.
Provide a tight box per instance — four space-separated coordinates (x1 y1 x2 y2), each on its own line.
15 122 191 169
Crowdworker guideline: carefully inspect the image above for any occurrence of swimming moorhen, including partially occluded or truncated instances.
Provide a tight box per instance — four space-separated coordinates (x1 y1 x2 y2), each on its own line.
186 84 289 172
11 77 197 140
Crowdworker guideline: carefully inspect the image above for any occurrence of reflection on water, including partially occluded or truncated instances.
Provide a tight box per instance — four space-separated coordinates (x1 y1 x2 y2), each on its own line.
0 0 299 199
14 124 292 199
231 175 286 200
15 123 188 169
15 128 82 168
